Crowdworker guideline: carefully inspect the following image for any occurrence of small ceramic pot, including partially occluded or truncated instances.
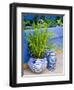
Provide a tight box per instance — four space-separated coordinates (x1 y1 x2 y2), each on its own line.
46 51 57 71
28 57 47 73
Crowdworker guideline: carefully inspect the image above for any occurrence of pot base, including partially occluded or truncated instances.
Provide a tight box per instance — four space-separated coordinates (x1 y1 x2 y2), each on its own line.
28 58 47 73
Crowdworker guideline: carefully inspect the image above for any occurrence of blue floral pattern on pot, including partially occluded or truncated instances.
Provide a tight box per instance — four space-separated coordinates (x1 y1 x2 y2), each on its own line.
46 51 57 71
28 57 47 73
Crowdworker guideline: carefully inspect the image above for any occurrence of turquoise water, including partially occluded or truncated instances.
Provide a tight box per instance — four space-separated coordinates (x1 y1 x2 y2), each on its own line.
23 26 63 64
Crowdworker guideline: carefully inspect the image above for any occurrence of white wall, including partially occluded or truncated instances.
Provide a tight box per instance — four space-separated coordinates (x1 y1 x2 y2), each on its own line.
0 0 74 89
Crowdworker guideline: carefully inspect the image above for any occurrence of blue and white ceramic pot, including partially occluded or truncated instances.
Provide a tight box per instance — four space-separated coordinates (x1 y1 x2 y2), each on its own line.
46 51 57 71
28 57 47 73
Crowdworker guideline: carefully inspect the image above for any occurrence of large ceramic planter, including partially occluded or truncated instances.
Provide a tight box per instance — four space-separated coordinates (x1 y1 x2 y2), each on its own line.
46 51 57 71
28 57 47 73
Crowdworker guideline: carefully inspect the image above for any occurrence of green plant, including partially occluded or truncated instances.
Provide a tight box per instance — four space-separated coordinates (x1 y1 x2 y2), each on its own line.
56 16 63 26
28 22 55 58
46 19 57 27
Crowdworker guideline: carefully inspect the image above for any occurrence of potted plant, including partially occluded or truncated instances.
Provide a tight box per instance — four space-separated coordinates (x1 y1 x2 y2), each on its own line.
28 22 55 73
